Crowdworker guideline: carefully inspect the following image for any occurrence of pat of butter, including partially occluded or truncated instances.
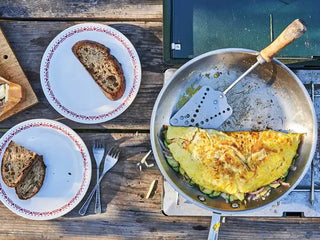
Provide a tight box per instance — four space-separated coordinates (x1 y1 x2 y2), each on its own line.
0 84 8 101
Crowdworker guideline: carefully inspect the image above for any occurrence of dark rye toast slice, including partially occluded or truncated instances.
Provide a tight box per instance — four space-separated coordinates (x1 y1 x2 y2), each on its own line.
15 155 46 200
72 40 126 101
1 141 37 187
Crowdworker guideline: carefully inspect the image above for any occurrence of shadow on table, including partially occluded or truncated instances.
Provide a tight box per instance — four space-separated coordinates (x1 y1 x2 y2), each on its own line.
63 133 135 218
107 23 167 73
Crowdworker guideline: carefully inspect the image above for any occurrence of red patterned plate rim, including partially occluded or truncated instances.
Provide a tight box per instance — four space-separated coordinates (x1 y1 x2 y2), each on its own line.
40 23 141 124
0 119 91 220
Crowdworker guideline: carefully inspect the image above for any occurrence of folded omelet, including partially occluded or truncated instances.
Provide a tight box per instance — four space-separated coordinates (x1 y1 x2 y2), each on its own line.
165 126 302 199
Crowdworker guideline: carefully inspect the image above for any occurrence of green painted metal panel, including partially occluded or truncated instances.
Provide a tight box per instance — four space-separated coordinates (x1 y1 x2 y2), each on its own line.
164 0 320 66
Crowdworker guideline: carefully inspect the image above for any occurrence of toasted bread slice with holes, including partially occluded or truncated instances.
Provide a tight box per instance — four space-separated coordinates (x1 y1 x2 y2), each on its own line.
15 155 46 200
72 40 125 100
0 76 22 117
1 141 37 187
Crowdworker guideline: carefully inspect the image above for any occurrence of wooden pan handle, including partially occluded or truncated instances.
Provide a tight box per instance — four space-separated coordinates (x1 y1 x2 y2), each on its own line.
259 19 307 62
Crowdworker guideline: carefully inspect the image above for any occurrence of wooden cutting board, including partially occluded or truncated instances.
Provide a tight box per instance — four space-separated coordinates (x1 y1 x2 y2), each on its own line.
0 26 38 121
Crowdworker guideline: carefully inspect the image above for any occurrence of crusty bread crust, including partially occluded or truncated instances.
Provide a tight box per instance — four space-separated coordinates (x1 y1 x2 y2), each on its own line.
72 40 125 101
15 155 46 200
0 76 22 117
1 141 37 187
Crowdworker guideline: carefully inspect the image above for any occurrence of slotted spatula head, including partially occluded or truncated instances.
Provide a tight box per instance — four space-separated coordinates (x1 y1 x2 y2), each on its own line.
169 86 232 128
170 19 307 129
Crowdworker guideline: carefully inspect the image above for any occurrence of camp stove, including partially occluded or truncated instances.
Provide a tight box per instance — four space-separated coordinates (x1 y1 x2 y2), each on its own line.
162 3 320 238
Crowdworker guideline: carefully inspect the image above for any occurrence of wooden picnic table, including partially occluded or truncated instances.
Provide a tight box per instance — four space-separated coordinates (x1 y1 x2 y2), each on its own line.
0 1 320 239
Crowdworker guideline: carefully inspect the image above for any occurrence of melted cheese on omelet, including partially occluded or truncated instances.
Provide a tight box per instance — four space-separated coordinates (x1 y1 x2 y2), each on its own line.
166 126 302 196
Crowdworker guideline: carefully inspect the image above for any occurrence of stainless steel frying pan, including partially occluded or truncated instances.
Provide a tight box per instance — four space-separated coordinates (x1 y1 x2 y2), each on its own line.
150 48 317 238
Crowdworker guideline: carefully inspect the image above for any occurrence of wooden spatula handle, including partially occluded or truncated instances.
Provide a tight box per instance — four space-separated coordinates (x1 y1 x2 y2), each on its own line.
259 19 307 62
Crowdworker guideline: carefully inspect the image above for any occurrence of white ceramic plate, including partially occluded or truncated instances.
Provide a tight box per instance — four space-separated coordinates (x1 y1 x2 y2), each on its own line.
40 23 141 124
0 119 91 220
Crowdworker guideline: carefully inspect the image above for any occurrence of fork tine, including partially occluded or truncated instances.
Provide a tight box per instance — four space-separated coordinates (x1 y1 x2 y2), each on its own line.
98 139 104 149
94 139 99 148
107 146 115 155
115 150 120 159
112 148 120 158
111 149 117 158
105 147 119 159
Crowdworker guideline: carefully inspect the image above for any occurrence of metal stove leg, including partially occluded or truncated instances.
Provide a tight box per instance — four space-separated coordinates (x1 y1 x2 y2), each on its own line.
208 213 221 240
310 82 317 205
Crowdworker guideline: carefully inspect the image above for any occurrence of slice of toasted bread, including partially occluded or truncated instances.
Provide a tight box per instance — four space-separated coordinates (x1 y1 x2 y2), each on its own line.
0 76 22 117
72 40 125 101
1 141 37 187
15 155 46 200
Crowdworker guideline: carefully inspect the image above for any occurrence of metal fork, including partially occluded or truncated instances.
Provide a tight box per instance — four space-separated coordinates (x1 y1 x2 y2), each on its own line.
92 140 105 214
79 147 120 216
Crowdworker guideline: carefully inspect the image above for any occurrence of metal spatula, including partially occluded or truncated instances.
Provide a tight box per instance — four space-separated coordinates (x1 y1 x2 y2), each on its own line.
170 19 307 129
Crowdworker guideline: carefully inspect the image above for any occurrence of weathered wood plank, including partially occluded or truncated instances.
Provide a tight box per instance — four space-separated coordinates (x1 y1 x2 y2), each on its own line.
0 1 162 21
0 132 210 239
0 21 166 130
0 132 319 240
0 1 318 239
1 21 317 132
